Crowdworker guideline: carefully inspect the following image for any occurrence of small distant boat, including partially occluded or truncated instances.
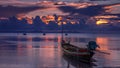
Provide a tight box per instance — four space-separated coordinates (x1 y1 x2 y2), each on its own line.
61 41 95 62
23 33 27 35
43 33 46 35
65 33 68 36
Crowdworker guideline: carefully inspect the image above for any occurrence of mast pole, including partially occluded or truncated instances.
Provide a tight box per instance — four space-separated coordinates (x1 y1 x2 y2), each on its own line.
61 21 63 41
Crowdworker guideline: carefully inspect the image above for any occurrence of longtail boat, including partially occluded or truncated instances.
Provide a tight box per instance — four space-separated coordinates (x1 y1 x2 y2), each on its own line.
62 54 97 68
60 21 95 62
61 41 95 62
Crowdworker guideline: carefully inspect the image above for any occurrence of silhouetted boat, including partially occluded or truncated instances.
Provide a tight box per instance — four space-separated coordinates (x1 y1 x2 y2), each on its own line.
23 33 27 35
61 41 95 62
61 21 94 62
43 33 46 35
62 54 97 68
65 33 68 36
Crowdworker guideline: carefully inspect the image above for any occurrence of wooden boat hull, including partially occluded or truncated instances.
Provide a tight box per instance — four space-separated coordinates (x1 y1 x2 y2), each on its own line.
62 54 97 67
61 43 94 61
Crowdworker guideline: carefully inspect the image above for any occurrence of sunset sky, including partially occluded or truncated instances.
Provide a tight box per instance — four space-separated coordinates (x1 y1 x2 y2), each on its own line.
0 0 120 4
0 0 120 18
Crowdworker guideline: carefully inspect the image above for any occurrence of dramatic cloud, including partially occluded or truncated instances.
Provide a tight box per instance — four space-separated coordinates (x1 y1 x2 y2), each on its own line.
0 5 45 17
58 3 120 16
0 0 37 7
0 0 120 18
58 5 105 16
0 0 21 4
104 3 120 14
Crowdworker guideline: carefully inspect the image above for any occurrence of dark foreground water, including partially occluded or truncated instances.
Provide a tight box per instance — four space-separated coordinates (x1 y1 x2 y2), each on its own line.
0 33 120 68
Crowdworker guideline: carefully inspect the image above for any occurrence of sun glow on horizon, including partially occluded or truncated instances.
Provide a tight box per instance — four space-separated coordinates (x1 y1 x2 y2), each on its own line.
96 19 109 25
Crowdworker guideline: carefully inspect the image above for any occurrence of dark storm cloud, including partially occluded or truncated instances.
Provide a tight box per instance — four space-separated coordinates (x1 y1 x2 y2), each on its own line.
0 5 45 17
58 5 106 16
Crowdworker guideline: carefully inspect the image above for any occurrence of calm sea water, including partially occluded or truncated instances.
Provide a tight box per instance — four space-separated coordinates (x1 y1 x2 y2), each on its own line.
0 33 120 68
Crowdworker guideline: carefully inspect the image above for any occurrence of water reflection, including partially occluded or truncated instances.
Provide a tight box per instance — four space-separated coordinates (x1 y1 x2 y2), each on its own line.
96 37 109 50
95 36 120 68
0 33 120 68
62 54 97 68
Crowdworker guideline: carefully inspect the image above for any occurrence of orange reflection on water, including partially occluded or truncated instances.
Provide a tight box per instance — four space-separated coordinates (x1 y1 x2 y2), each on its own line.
43 48 55 57
58 35 61 43
41 34 57 47
44 35 49 42
41 45 55 48
96 37 109 50
37 36 57 65
17 35 33 56
26 36 33 48
17 35 25 56
57 35 62 49
38 47 56 67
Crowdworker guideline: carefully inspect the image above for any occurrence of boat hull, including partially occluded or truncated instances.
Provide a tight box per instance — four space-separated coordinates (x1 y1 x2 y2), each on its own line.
61 43 94 61
62 53 97 66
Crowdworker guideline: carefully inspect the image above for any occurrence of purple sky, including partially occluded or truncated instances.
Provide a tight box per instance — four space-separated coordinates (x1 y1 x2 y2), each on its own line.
0 0 120 18
0 0 120 5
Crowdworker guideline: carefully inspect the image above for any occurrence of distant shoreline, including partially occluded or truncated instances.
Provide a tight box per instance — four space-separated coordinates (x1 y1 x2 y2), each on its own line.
0 30 120 34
